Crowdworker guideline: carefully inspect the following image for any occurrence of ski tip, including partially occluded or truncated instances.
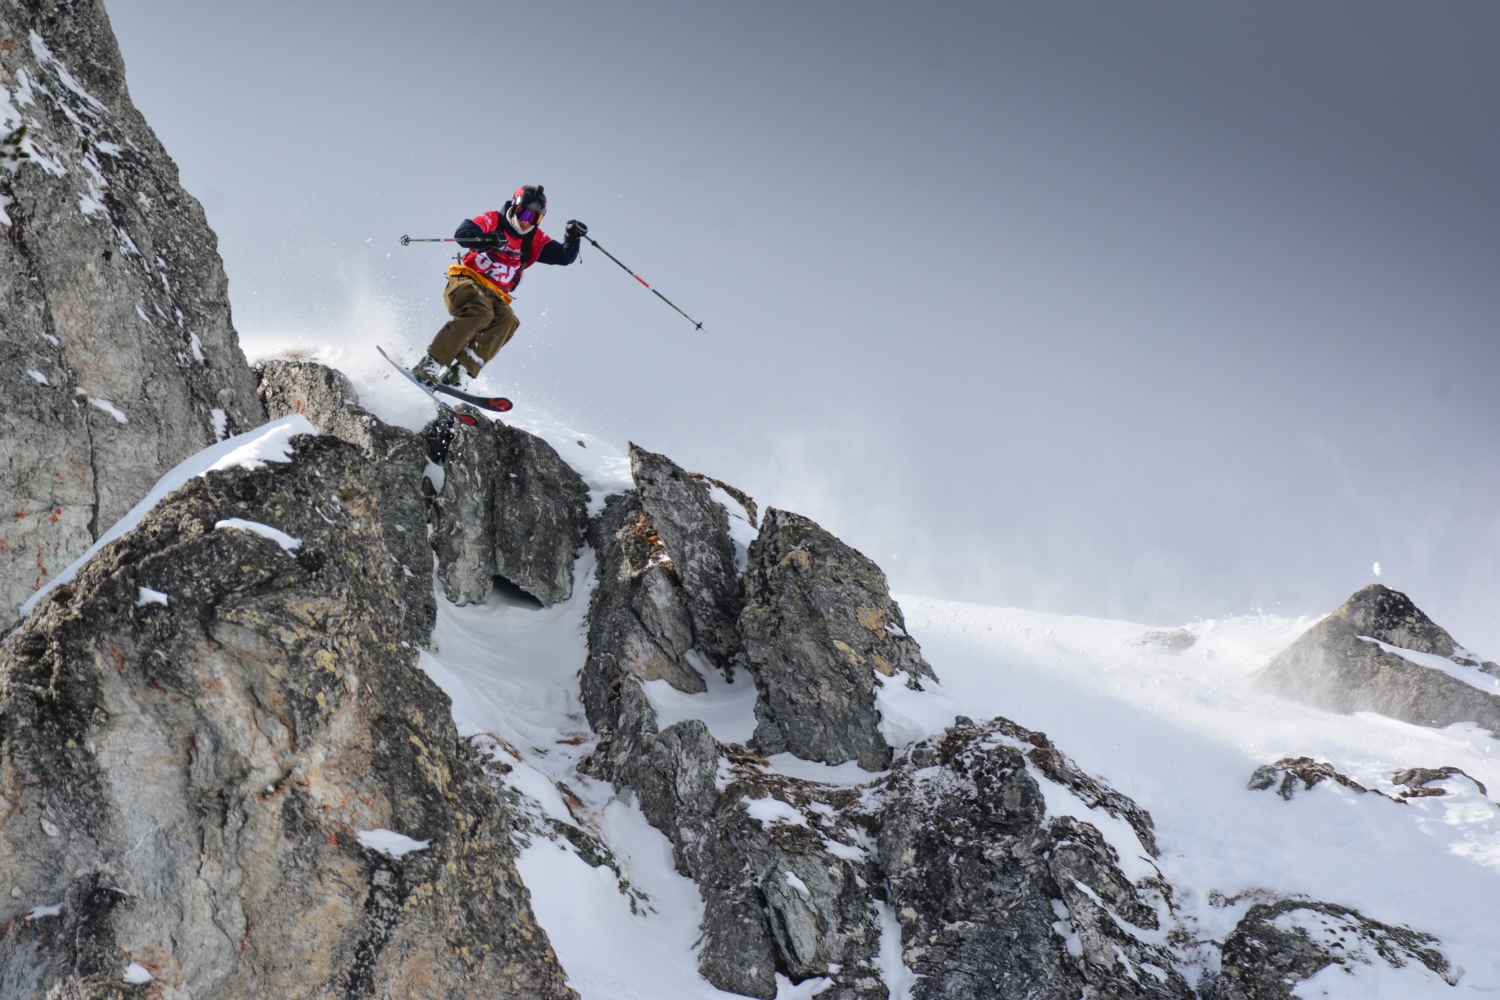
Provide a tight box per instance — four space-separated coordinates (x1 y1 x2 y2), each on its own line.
457 413 479 426
491 398 513 413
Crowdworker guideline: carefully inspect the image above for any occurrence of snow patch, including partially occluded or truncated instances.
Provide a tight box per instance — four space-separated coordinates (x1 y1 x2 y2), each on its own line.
135 587 168 607
86 396 129 423
873 670 958 750
874 900 919 999
1358 636 1500 696
25 902 63 919
206 417 312 473
26 368 48 385
356 829 430 858
211 407 227 441
214 518 301 553
763 753 880 787
189 331 206 362
742 795 807 828
642 657 758 744
122 963 153 985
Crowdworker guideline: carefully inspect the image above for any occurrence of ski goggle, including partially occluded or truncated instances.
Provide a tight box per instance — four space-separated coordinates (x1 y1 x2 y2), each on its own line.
515 205 543 225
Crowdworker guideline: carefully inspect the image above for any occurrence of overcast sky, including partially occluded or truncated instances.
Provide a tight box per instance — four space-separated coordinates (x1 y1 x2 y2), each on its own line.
105 1 1500 650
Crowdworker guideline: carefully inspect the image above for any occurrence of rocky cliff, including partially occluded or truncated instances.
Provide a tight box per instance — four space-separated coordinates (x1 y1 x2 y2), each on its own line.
0 0 262 625
0 424 574 999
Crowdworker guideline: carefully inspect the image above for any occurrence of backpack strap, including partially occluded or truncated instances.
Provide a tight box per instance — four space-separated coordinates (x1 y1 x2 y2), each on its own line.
512 225 536 292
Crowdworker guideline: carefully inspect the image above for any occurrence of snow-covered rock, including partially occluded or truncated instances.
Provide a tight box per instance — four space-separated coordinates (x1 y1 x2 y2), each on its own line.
258 358 435 642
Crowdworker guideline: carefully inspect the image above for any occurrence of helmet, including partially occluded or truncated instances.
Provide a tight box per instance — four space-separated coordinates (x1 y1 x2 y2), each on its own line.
512 184 546 225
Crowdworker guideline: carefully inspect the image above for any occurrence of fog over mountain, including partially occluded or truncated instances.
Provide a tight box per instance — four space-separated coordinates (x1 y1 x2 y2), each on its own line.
104 0 1500 647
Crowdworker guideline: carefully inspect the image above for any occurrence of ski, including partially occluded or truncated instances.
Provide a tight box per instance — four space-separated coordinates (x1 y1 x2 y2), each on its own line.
378 344 483 425
425 377 514 414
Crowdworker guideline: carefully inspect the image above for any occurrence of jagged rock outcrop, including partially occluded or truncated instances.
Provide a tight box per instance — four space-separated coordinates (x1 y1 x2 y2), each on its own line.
1138 629 1197 654
1 0 263 623
583 491 706 696
579 477 1199 998
493 420 590 605
430 407 499 606
629 443 741 674
741 508 936 771
0 434 573 999
256 358 435 643
1211 899 1454 999
878 718 1191 1000
430 412 588 607
583 631 1192 1000
1392 764 1488 799
1256 584 1500 736
1250 756 1492 805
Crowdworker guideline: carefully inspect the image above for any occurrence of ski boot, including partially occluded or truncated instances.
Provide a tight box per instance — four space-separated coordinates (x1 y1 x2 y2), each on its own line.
412 354 446 387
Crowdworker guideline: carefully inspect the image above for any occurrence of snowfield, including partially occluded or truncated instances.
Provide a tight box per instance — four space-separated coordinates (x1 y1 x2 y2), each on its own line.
416 554 1499 997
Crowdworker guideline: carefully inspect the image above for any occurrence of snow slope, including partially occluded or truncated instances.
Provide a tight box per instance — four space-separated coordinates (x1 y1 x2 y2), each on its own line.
415 564 1498 997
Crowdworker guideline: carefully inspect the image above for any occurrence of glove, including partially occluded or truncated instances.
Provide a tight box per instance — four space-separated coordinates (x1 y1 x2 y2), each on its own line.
564 219 588 243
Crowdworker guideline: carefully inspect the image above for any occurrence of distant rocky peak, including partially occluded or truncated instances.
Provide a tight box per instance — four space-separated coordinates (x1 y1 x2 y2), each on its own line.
1333 583 1460 658
1257 583 1500 736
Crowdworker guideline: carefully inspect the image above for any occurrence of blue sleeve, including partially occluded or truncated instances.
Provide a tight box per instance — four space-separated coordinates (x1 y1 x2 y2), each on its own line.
537 239 579 265
454 218 496 250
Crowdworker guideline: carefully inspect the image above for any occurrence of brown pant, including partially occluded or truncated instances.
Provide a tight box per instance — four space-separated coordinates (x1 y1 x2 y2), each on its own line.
427 275 519 376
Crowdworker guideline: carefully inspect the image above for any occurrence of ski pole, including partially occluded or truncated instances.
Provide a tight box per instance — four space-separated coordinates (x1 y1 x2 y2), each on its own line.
581 234 704 331
400 235 463 245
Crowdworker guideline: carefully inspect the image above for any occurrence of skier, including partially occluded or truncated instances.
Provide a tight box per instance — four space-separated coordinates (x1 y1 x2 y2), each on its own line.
413 184 586 387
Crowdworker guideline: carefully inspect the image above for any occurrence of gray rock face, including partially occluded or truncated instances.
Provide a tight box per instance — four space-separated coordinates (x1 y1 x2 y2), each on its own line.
1255 584 1500 736
257 358 435 644
0 0 263 624
741 508 936 772
1212 899 1453 999
0 434 574 999
429 412 588 607
583 491 706 697
430 408 499 606
494 421 589 605
629 443 742 674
